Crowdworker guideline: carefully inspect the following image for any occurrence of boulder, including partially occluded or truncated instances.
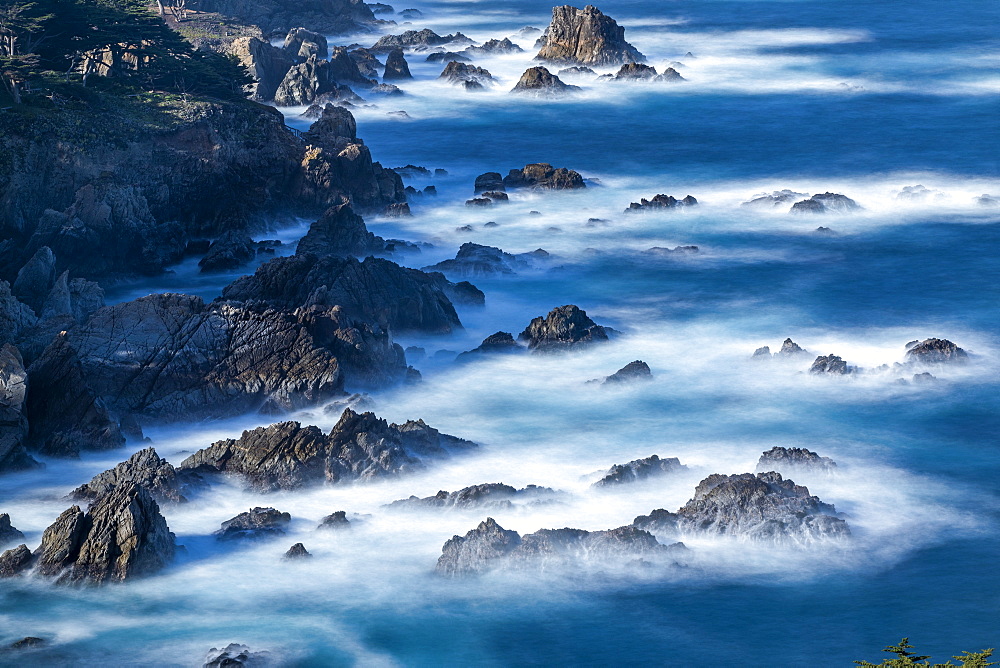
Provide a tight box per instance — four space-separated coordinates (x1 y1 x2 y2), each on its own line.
221 253 466 334
215 507 291 541
390 483 554 510
439 61 494 86
283 27 328 60
613 63 657 80
592 454 684 487
317 510 350 530
198 231 257 273
71 447 204 504
503 163 585 190
383 48 412 80
34 482 176 583
0 543 33 577
179 408 477 491
535 4 645 66
349 47 383 78
904 338 968 364
625 194 697 212
511 67 580 96
658 67 685 81
0 344 38 473
777 338 807 356
790 193 861 214
599 360 652 384
474 172 504 193
518 305 609 351
422 243 547 277
457 332 522 360
284 542 312 558
756 446 837 473
809 354 851 375
0 513 25 547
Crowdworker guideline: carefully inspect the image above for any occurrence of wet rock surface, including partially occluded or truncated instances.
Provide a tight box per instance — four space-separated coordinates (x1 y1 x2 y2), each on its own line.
756 447 838 473
518 305 609 351
457 331 523 360
71 448 204 505
511 67 580 96
317 510 350 530
809 354 852 375
535 5 645 66
180 409 477 491
905 338 968 364
439 61 494 87
598 360 652 385
790 192 861 214
626 194 698 212
215 507 291 541
593 454 684 487
284 542 312 558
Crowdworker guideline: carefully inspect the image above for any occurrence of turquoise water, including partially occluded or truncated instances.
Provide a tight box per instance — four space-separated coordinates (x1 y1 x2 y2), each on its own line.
2 0 998 665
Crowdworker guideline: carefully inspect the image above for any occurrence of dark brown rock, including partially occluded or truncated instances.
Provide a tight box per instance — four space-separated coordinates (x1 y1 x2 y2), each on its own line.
535 5 645 66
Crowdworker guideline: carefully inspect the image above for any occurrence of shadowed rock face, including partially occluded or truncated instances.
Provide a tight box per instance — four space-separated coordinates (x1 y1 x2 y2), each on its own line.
284 542 312 558
0 543 33 577
519 305 609 351
905 338 968 364
370 29 473 53
503 164 585 190
756 447 837 473
317 510 350 530
436 518 681 576
458 331 523 361
511 67 580 96
388 483 554 510
600 361 652 385
179 408 477 491
0 344 38 473
593 454 684 487
215 507 291 541
225 37 296 102
535 5 645 66
198 231 257 273
790 192 860 214
809 354 851 375
33 482 176 584
423 243 548 278
187 0 375 36
71 448 204 504
382 48 412 80
221 253 465 334
284 27 328 60
439 61 494 87
0 513 25 547
633 472 849 543
626 194 698 212
295 200 390 258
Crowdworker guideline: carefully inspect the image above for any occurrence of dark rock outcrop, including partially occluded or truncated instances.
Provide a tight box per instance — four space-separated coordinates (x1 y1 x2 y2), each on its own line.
0 513 25 547
741 190 808 210
518 305 609 351
511 67 580 96
422 243 548 277
317 510 350 530
474 172 504 193
535 5 644 66
809 355 851 375
295 199 391 258
180 408 477 491
225 37 297 102
426 51 471 63
215 507 291 541
274 50 373 106
71 448 203 504
439 61 494 87
221 253 465 334
464 38 523 57
198 231 257 273
905 338 968 364
283 27 328 60
0 344 38 473
753 338 808 359
599 360 652 385
593 454 684 487
349 47 383 78
436 517 520 576
284 542 312 558
0 282 38 346
203 643 271 668
33 482 176 583
633 472 849 543
370 29 473 53
503 164 585 190
12 246 56 313
187 0 376 35
0 543 33 577
389 483 554 510
790 193 861 214
756 447 837 473
383 48 412 80
626 194 698 212
457 332 523 360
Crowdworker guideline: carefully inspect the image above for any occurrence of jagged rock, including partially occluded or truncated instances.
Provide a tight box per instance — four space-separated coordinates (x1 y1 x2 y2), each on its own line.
464 38 523 57
180 408 477 491
778 338 807 356
198 231 257 273
274 50 372 106
642 245 699 256
599 360 652 385
186 0 376 35
592 454 683 487
284 542 312 558
613 63 658 80
756 446 837 473
658 67 684 81
426 51 471 63
0 344 37 473
633 471 849 543
383 48 412 80
466 198 492 207
25 334 124 457
439 61 494 86
225 37 296 102
71 448 203 504
514 26 541 38
389 483 553 510
33 482 176 583
283 27 328 60
626 194 697 212
369 3 393 14
39 271 105 324
398 7 422 18
63 293 407 418
370 83 404 96
371 29 473 53
317 510 350 530
518 305 609 351
436 518 675 576
474 172 504 193
905 338 968 364
296 199 390 257
0 544 33 577
558 66 596 78
503 164 585 190
511 67 580 96
0 513 25 547
305 104 357 141
12 246 56 313
790 193 861 214
809 355 851 375
221 253 466 334
215 507 291 541
535 5 645 66
0 281 37 346
382 202 411 217
422 243 547 277
457 332 522 361
349 47 383 78
741 190 808 210
752 346 771 359
203 643 270 668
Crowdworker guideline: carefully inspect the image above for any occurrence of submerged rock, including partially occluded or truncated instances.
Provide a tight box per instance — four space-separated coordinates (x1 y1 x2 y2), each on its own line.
389 483 554 510
535 5 645 66
370 29 472 53
180 408 477 491
215 507 291 541
625 194 698 213
518 305 609 351
457 332 523 360
422 243 547 277
633 471 848 543
284 542 312 558
741 190 808 210
503 163 586 190
0 513 25 547
71 447 203 505
790 193 861 214
465 37 523 57
809 354 852 375
203 643 271 668
317 510 350 530
756 447 837 473
34 483 176 583
599 360 652 385
904 338 968 364
511 67 580 96
439 61 494 87
592 454 685 488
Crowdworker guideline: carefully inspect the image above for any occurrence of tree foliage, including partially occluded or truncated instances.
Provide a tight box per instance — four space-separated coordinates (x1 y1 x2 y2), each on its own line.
856 638 996 668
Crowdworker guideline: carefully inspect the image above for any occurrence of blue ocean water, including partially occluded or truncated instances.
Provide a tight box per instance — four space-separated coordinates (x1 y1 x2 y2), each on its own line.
2 0 999 665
